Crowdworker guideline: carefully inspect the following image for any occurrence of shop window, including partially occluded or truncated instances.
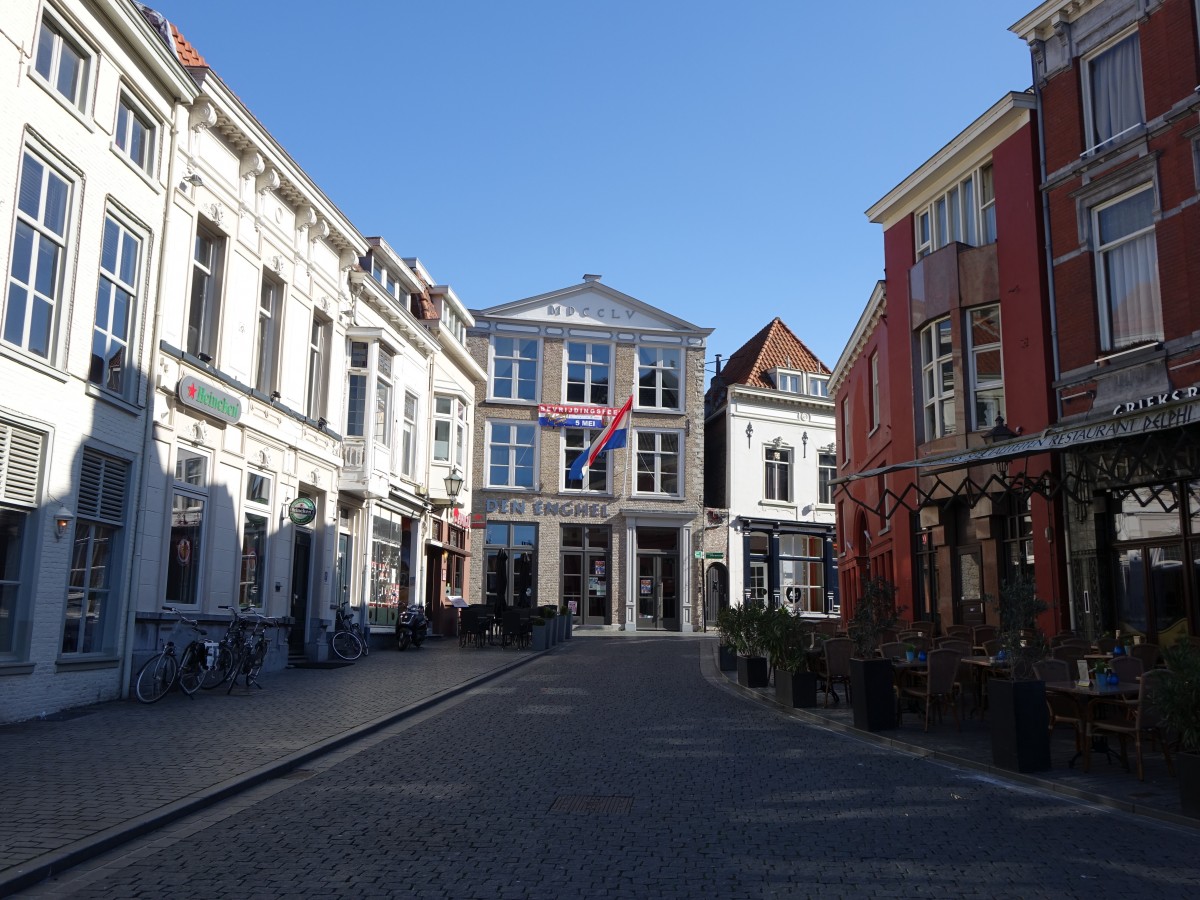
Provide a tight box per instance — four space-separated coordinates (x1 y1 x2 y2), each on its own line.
165 447 208 607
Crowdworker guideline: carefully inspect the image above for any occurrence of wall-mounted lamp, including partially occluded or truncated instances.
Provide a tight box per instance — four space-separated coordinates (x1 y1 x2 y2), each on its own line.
444 467 464 501
745 421 754 446
270 390 281 402
801 431 809 458
178 172 204 192
317 417 328 431
197 352 213 364
54 503 75 540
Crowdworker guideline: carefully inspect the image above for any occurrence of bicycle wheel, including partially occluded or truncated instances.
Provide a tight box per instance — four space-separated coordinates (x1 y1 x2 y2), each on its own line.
201 642 233 689
226 643 250 693
135 652 177 703
178 643 206 695
332 629 362 661
246 638 268 685
352 623 369 656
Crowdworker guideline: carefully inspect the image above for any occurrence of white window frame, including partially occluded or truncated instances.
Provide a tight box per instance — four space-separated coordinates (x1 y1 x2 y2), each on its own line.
807 374 829 398
563 426 610 493
1083 30 1145 155
345 341 368 438
485 420 537 490
632 428 682 497
306 313 330 420
375 349 394 450
1093 184 1162 352
967 304 1004 431
920 317 955 440
89 210 142 399
239 469 271 609
764 445 792 503
166 445 210 608
433 394 469 466
400 391 418 478
564 340 613 406
32 10 90 111
636 345 683 411
186 222 223 360
488 336 540 403
915 163 995 258
5 146 74 362
254 271 282 395
818 452 837 505
114 90 155 174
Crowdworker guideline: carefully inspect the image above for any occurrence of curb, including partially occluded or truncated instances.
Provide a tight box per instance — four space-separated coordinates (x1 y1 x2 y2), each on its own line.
0 646 551 897
700 641 1199 833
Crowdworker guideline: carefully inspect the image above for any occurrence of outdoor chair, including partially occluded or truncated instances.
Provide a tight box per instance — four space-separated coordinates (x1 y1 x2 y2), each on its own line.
500 610 524 649
1050 631 1078 647
972 625 997 645
899 648 963 731
1096 636 1118 653
880 641 908 661
821 637 853 707
937 638 972 655
459 606 480 648
1087 669 1175 781
908 621 935 638
945 625 972 640
1109 655 1144 683
1052 644 1086 667
982 638 1004 658
1034 658 1085 757
1130 643 1161 668
897 633 932 652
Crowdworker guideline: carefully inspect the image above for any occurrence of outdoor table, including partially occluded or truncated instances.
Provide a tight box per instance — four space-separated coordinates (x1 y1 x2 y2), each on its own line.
1043 680 1140 769
959 656 1011 716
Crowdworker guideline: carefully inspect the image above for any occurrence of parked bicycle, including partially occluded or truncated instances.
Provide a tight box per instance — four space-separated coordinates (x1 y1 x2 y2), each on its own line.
200 605 254 689
330 600 364 661
227 608 278 693
134 606 217 703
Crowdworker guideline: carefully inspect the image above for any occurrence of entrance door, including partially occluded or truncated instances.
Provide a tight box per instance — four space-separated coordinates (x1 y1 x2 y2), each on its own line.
956 548 984 626
289 530 313 656
636 553 678 630
705 563 728 625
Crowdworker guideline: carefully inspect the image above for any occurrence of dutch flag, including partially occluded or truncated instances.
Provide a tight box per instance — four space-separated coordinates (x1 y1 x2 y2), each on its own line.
568 395 633 482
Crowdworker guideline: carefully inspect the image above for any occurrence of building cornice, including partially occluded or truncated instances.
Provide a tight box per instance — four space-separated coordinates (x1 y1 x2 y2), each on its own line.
831 281 886 395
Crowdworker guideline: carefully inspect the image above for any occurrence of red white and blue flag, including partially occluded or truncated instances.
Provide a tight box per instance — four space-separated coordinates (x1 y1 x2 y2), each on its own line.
568 395 633 481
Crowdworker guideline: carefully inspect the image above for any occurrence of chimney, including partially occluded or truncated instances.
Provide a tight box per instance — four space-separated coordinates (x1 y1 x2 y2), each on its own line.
715 354 722 375
582 274 601 282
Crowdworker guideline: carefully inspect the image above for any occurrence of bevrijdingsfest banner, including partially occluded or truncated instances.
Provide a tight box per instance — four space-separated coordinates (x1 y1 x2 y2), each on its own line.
568 395 633 481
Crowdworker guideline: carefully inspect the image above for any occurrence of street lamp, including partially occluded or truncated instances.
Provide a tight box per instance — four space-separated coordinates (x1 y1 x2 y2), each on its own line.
444 467 464 501
982 415 1019 476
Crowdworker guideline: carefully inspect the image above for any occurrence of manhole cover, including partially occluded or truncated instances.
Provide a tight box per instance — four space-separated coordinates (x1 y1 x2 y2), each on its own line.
549 795 633 814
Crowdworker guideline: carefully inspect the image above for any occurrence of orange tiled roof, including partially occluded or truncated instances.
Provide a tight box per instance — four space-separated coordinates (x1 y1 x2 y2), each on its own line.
171 24 207 68
719 317 830 389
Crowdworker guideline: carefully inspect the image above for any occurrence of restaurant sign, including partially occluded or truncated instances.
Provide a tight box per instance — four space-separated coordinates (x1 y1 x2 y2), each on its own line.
538 404 620 429
484 498 610 519
177 376 242 425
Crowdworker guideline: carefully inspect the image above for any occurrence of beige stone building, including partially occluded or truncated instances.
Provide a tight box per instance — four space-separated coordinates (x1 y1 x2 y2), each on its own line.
466 276 711 631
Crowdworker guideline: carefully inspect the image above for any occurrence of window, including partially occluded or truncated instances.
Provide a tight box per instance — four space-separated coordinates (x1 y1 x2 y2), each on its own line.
400 391 418 478
808 375 829 398
1003 495 1035 583
433 395 468 465
818 452 837 504
869 352 880 430
253 273 282 394
764 446 791 502
1085 32 1144 152
968 305 1004 430
487 421 536 489
0 508 29 657
5 149 71 359
186 224 223 359
564 427 608 492
775 372 800 393
346 341 367 438
440 301 467 344
375 350 393 449
239 471 271 608
634 430 680 496
34 13 88 108
916 163 995 257
165 447 208 606
115 93 153 172
840 397 851 463
490 336 538 401
0 420 44 658
565 341 611 405
637 346 681 410
62 450 128 655
780 534 826 614
306 314 330 419
1094 185 1161 351
89 213 140 397
920 317 955 439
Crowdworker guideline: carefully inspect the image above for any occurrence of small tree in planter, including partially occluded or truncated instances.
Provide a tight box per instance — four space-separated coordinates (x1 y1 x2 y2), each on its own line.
764 606 818 708
1153 639 1200 817
848 576 902 731
988 572 1051 773
715 606 739 672
735 601 769 689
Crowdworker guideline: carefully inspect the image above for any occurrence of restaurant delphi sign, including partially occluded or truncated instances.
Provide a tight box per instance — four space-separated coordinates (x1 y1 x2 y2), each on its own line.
177 376 242 424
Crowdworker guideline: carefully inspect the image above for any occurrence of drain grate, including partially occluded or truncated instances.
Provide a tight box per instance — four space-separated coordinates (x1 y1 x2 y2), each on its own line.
549 795 633 815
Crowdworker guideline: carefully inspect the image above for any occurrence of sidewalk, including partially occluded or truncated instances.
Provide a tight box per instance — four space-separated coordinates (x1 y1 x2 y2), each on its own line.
708 643 1197 831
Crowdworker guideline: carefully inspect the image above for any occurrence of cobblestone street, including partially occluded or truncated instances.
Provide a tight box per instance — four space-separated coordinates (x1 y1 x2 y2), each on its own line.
11 636 1200 899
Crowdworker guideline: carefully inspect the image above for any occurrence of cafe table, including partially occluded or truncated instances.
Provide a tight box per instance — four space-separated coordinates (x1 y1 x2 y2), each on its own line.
1043 680 1140 770
958 656 1011 716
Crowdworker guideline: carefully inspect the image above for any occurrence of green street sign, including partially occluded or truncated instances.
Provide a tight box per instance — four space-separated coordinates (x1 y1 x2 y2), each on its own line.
694 550 704 559
705 552 724 560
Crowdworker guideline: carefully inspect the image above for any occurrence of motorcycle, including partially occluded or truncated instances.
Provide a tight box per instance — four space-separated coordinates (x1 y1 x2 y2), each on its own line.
395 603 428 651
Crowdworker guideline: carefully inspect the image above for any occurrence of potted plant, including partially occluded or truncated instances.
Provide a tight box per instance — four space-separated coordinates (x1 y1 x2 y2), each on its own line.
539 605 559 644
848 576 902 731
715 606 740 672
561 604 574 640
988 573 1051 773
765 607 818 708
735 601 770 689
530 615 549 652
904 643 916 663
1152 639 1200 817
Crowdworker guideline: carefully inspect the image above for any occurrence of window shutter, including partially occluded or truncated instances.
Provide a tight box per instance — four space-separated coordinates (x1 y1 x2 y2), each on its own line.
0 422 44 508
78 450 128 523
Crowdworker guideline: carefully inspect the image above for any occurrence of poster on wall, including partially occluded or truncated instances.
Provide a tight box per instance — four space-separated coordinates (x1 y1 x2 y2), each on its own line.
640 577 653 596
594 560 605 577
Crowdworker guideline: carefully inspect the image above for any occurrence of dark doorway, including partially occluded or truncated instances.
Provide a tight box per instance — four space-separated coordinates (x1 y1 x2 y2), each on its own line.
289 530 313 656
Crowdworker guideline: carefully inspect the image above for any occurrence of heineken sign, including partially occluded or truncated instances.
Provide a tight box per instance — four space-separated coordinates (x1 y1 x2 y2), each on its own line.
288 497 317 526
177 376 242 425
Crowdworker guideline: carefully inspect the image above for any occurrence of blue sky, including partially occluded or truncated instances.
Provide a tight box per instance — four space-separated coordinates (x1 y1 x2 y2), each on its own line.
149 0 1039 371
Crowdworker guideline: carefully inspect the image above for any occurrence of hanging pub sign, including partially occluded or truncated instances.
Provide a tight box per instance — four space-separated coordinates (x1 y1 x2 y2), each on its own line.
177 375 242 425
288 497 317 526
537 403 620 429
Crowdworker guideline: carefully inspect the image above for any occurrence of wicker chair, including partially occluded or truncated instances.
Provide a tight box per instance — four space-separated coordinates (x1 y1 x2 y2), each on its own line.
972 625 997 645
821 637 853 707
1109 655 1144 683
945 625 972 640
899 648 963 731
1088 669 1175 780
880 641 909 661
982 638 1004 658
898 633 932 652
1052 644 1086 667
1130 643 1161 668
908 621 935 638
1096 636 1118 653
1034 658 1085 757
937 638 973 654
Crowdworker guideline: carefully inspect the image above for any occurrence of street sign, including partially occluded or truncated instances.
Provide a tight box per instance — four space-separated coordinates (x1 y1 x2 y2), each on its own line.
705 552 724 560
694 550 704 559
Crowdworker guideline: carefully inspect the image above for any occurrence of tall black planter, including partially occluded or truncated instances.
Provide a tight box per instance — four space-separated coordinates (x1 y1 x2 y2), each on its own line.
775 669 818 708
1178 751 1200 818
989 679 1051 773
737 655 769 688
850 657 896 731
718 643 738 672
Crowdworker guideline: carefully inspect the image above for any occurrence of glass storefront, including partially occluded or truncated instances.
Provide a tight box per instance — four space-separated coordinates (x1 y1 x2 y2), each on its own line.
561 524 610 624
485 522 536 610
370 510 412 627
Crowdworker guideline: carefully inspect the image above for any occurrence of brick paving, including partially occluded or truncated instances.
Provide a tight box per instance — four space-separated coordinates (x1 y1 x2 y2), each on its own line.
4 632 1200 897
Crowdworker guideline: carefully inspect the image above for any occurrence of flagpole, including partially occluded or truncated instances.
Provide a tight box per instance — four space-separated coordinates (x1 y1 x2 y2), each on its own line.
622 399 632 499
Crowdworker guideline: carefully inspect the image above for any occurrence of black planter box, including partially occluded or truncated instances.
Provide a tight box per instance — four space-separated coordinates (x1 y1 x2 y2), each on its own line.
850 657 896 731
737 655 769 688
718 643 738 672
775 668 818 708
1178 751 1200 818
989 678 1051 773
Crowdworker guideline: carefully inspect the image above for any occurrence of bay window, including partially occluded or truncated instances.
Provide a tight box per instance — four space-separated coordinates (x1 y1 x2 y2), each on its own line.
921 317 955 440
968 305 1004 430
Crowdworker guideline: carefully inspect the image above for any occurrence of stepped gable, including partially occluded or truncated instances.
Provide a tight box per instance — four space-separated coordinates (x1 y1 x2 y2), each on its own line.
720 317 829 389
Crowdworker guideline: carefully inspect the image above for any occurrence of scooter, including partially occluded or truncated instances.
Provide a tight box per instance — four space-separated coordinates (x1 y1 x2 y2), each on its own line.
395 603 428 651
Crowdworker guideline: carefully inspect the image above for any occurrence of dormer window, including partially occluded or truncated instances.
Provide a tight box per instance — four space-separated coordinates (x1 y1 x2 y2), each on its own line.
766 368 802 394
808 375 829 398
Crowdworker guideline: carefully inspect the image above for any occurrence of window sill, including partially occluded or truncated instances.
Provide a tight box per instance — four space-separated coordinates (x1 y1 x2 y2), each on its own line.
630 493 684 501
0 661 36 676
760 499 796 510
55 655 119 672
85 382 143 417
0 344 69 383
110 142 162 191
28 67 95 133
1094 341 1162 367
485 396 540 406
